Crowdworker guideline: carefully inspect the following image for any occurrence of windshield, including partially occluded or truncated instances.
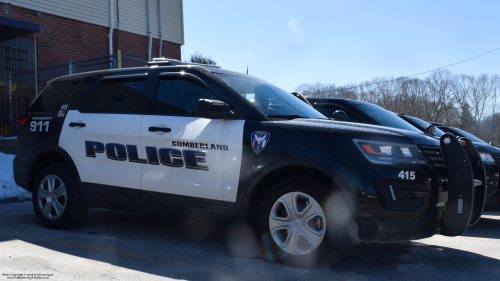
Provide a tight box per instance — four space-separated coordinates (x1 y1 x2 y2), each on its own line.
357 104 423 134
216 74 327 119
404 116 445 137
445 127 488 144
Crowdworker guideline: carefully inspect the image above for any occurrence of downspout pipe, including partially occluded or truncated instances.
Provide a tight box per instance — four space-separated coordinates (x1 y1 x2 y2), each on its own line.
109 0 114 68
116 0 120 54
8 73 11 123
34 33 38 95
158 0 162 57
147 0 152 61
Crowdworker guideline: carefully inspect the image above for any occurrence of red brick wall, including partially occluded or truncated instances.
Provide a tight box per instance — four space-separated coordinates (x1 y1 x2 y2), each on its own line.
0 3 181 99
1 3 181 66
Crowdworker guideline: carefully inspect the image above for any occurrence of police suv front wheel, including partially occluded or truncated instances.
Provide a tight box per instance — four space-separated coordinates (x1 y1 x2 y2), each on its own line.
268 191 326 255
257 176 352 268
32 163 87 229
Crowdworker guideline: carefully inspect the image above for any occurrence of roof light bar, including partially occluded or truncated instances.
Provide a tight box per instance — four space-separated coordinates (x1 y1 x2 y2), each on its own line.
147 58 221 68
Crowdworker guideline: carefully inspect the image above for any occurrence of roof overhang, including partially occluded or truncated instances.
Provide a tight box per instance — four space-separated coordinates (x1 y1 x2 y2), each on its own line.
0 16 39 42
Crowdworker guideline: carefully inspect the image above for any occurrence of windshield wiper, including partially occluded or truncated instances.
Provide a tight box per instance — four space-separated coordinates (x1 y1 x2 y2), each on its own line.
266 114 306 120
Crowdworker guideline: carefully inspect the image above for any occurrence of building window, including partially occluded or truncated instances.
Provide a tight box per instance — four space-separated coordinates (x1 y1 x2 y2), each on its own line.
1 37 34 78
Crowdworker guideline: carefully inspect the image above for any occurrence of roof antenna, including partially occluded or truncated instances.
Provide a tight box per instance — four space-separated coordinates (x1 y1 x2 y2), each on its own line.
246 65 248 74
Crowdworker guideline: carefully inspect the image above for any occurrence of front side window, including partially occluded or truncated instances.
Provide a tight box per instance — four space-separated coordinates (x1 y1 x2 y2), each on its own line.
404 116 445 137
315 106 358 122
81 79 150 114
216 74 326 119
154 79 216 116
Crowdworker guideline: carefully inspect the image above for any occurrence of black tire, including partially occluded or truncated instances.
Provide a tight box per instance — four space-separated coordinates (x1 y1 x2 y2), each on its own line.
32 163 86 229
256 176 355 268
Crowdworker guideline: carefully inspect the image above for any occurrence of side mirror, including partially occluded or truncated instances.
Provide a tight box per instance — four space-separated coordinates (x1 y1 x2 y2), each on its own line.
291 91 313 107
332 110 348 122
195 99 241 119
425 125 436 135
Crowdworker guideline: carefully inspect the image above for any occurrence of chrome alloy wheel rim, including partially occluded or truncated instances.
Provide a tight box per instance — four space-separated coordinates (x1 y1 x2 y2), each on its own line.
268 191 326 255
37 174 67 220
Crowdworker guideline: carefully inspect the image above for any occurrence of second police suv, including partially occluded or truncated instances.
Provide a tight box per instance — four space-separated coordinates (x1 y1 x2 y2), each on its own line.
307 98 499 211
14 59 484 267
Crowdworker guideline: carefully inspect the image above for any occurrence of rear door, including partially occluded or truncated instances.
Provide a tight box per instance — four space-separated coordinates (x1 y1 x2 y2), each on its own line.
59 73 153 194
140 72 245 203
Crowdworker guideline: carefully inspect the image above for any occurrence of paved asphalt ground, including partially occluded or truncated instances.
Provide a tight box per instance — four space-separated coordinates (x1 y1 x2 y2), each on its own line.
1 200 499 281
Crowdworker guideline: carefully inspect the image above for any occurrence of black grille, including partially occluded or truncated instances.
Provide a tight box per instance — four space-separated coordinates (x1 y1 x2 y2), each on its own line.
419 145 447 177
373 179 429 211
491 153 500 166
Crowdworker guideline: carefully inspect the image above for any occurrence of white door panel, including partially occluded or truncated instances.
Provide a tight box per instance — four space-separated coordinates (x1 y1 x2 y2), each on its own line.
59 110 143 189
141 116 245 202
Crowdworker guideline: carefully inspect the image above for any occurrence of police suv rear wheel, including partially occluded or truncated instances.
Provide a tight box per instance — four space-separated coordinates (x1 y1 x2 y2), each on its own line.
32 163 86 229
37 174 67 220
257 176 347 268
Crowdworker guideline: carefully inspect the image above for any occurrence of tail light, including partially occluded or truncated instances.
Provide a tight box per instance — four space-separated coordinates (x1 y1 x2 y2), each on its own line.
18 118 28 130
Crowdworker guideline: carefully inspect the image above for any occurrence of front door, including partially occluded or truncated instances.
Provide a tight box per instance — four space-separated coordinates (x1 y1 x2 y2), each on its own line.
140 73 245 202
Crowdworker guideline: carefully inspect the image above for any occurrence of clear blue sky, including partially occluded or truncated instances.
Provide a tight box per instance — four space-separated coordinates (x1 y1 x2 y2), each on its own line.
182 0 500 92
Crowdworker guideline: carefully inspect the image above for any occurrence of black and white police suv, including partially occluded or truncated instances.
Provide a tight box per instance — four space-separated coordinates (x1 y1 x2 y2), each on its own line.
14 59 482 267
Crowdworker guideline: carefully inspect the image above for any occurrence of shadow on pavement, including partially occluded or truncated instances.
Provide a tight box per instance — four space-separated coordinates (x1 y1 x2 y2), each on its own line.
460 213 500 240
1 202 500 280
334 241 500 278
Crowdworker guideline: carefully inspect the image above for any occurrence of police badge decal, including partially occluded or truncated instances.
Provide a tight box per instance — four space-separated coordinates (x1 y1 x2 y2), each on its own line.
251 131 270 154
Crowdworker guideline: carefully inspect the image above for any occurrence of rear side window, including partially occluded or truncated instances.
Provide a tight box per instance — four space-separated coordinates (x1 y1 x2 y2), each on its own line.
29 81 80 112
81 79 150 114
154 79 216 116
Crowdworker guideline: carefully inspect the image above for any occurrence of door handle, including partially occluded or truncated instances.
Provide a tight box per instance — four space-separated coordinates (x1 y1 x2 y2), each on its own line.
148 126 171 133
69 122 86 127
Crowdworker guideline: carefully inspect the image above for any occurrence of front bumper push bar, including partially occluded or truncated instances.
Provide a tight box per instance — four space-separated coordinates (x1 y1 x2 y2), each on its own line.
439 133 486 236
460 137 487 226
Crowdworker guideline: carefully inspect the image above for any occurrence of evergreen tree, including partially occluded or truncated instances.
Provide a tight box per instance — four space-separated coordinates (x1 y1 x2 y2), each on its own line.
458 102 474 131
189 52 216 65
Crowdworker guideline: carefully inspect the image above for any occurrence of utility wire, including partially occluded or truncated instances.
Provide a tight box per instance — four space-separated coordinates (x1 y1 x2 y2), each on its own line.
333 46 500 91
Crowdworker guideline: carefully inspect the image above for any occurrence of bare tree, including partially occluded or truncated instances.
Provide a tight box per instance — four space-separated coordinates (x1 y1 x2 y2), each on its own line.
296 70 500 143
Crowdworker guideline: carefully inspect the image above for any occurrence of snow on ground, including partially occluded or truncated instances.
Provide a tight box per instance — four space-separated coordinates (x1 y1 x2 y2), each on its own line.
0 152 31 200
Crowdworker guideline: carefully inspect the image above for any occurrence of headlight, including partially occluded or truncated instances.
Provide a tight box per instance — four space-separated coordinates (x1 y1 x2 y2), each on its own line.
479 152 496 164
352 139 426 165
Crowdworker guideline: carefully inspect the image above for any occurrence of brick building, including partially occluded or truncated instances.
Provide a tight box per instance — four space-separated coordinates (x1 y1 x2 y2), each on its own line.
0 0 184 100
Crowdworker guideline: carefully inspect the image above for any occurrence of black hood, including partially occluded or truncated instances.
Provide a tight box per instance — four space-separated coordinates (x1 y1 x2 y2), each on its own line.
275 119 440 146
474 142 500 154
